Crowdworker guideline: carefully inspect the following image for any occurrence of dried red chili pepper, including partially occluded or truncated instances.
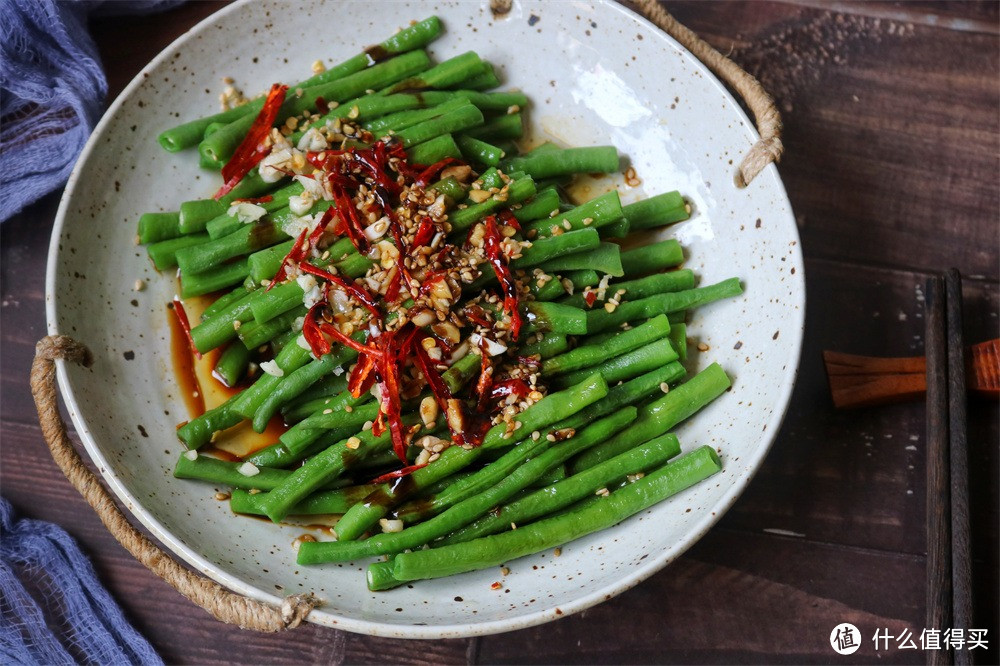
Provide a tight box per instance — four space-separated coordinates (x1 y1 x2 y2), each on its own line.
482 216 522 340
171 298 200 359
368 463 428 485
298 263 382 322
411 217 435 248
584 291 598 307
347 352 378 398
488 378 531 407
329 184 369 252
414 157 463 187
267 228 309 292
215 83 288 200
302 303 331 357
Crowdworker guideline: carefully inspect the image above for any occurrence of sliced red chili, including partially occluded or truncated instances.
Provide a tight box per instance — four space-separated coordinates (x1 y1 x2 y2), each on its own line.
267 228 309 292
489 378 531 406
347 352 378 398
318 320 381 357
302 303 331 357
415 157 463 187
497 207 520 232
584 291 598 307
215 83 288 200
373 328 409 462
330 184 369 253
463 303 492 328
368 463 427 485
411 217 435 248
315 96 329 115
299 263 382 322
172 298 201 360
483 216 523 340
474 341 494 412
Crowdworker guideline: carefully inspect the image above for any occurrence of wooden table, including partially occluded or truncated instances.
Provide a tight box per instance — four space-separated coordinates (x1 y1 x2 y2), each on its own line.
2 1 996 663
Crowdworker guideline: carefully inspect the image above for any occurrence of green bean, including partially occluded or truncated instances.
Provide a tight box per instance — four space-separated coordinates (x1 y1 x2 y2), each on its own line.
179 258 250 298
278 388 374 453
230 485 380 517
440 90 528 112
438 432 681 545
259 414 430 523
200 284 256 321
205 184 307 239
543 315 671 375
189 290 257 353
511 229 600 269
600 218 630 239
395 103 484 148
571 363 730 473
147 234 209 271
456 134 504 166
176 220 288 276
462 113 522 141
406 133 462 164
512 187 560 222
232 307 301 350
201 50 432 166
156 17 442 152
249 281 303 325
561 362 685 424
175 397 243 450
174 453 293 491
623 191 689 230
363 98 469 135
538 242 623 277
448 176 536 232
518 333 569 359
393 434 553 525
213 341 251 388
669 323 688 361
252 349 363 434
522 191 624 239
530 277 569 301
473 167 502 191
561 270 696 309
137 211 182 244
620 239 684 277
297 409 634 563
245 429 338 469
503 146 619 181
429 176 467 201
382 446 721 583
553 338 679 389
332 437 480 542
586 278 743 333
460 62 500 90
178 199 227 235
524 301 588 335
230 339 314 417
566 270 600 290
380 51 485 96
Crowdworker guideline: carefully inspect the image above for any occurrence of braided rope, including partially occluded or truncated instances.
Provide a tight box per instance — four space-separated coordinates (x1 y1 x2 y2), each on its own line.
29 4 780 632
30 335 317 632
636 0 783 186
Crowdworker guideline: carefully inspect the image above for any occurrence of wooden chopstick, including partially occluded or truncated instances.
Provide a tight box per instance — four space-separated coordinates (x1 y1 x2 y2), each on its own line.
946 269 973 666
925 274 953 666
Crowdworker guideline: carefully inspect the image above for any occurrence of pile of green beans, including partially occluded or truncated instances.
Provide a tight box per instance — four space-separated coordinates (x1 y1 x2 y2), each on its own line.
141 15 743 592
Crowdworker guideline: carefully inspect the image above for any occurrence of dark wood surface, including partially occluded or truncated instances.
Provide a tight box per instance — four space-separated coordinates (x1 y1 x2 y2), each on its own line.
2 1 997 663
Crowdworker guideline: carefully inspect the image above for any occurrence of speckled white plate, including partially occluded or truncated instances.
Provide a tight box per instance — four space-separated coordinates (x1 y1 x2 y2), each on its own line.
47 0 804 638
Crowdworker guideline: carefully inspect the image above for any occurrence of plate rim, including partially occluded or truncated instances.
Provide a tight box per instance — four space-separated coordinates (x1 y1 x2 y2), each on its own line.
45 0 805 639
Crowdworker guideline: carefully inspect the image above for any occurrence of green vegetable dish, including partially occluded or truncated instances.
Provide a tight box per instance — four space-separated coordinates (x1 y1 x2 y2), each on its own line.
145 16 740 591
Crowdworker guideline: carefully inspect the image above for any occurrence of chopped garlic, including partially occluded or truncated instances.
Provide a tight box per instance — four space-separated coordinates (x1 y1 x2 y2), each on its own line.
227 202 267 224
238 462 260 477
260 360 284 377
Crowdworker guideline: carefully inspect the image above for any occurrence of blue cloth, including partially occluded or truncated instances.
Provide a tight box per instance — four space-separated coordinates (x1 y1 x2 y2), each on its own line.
0 0 184 222
0 498 163 665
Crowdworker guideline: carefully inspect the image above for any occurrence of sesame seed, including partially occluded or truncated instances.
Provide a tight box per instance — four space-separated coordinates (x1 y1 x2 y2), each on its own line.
660 382 670 393
345 437 361 449
133 279 145 291
553 547 562 557
697 342 710 352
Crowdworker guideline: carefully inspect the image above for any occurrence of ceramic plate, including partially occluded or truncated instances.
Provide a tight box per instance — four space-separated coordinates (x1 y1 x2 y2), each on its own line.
47 0 804 638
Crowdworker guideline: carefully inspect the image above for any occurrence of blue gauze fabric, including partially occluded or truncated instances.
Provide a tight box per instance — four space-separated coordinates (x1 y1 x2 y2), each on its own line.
0 0 184 222
0 498 164 665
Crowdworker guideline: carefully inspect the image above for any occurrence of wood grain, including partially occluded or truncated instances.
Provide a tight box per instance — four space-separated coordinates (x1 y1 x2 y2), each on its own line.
1 1 997 663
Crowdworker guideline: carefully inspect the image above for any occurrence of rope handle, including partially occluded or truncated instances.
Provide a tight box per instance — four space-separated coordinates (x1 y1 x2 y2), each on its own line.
30 335 317 632
634 0 783 187
29 7 780 633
